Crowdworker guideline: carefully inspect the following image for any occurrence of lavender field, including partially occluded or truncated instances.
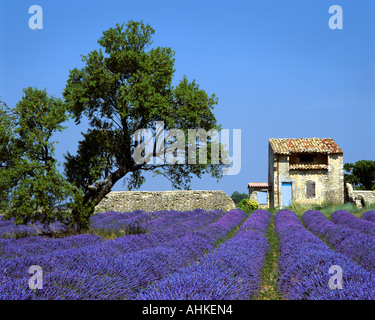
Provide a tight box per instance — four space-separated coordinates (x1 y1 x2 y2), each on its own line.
1 208 375 300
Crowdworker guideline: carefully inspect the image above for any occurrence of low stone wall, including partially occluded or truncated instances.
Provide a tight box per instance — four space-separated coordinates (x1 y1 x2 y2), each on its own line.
352 190 375 206
95 190 236 213
345 183 375 208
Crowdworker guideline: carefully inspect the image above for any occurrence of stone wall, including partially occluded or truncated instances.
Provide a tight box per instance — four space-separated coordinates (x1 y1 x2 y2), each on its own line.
94 190 236 213
345 183 375 208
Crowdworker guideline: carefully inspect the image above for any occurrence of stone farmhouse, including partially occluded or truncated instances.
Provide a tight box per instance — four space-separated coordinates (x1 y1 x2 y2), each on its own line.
248 138 344 208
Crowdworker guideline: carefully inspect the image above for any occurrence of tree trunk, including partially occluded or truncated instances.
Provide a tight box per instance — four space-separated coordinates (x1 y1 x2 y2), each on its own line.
84 165 129 206
73 165 129 233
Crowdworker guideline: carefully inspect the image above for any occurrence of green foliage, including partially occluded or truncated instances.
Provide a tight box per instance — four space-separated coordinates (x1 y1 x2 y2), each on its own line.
230 191 248 205
1 20 227 233
68 188 95 232
344 160 375 190
63 20 225 202
237 198 259 212
0 88 74 229
237 198 248 209
250 200 259 210
64 129 115 192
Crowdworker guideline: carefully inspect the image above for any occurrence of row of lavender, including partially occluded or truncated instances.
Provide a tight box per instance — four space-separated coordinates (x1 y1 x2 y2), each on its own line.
276 209 375 299
0 209 222 259
331 210 375 237
136 209 272 299
0 209 158 239
0 209 244 300
302 210 375 273
0 209 151 258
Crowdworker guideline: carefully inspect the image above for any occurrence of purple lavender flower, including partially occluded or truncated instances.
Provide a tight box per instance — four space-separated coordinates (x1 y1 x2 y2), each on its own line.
361 211 375 224
276 209 375 300
331 210 375 237
303 210 375 272
135 209 271 300
0 209 243 300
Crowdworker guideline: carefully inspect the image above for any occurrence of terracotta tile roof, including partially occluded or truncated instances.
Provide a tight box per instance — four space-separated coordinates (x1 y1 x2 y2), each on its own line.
248 183 270 188
269 138 343 155
289 164 329 170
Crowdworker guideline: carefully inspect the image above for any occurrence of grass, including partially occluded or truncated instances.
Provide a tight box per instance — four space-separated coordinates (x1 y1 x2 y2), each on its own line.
319 203 375 219
257 215 283 300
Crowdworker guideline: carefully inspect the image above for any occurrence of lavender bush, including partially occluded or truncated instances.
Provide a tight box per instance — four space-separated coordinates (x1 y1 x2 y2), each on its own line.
0 209 243 300
135 209 271 300
0 209 222 260
85 208 224 258
0 217 63 239
303 210 375 272
0 209 153 239
276 209 375 300
331 210 375 237
0 208 223 240
361 211 375 224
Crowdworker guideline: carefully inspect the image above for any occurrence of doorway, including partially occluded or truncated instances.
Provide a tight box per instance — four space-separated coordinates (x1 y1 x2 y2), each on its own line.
282 182 292 207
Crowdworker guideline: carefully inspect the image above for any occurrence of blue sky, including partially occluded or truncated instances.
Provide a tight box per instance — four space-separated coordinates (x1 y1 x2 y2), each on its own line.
1 0 374 197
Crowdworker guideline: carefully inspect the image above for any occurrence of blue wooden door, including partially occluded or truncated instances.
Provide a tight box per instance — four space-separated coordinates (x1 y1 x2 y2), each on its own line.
282 182 292 207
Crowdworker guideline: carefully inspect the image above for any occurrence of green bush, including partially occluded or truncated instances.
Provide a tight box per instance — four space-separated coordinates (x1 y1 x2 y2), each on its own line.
250 200 259 210
68 188 95 233
238 198 259 212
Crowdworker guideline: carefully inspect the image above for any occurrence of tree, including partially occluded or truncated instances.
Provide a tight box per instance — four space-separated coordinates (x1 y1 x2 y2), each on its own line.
344 160 375 190
0 100 17 205
230 191 248 205
63 20 226 212
0 88 75 230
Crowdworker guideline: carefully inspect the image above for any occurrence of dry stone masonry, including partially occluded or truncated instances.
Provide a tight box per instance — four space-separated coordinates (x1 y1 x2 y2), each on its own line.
94 190 236 213
345 183 375 208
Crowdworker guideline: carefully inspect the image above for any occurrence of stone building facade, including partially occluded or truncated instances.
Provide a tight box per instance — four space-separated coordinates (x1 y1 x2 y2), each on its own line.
95 190 236 213
248 138 344 208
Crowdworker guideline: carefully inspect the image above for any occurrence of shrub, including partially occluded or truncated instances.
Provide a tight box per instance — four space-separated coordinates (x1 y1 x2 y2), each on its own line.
250 200 259 210
238 199 259 212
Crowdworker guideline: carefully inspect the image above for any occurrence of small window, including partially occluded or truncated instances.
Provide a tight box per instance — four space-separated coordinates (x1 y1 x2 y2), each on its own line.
306 181 316 198
300 154 314 163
